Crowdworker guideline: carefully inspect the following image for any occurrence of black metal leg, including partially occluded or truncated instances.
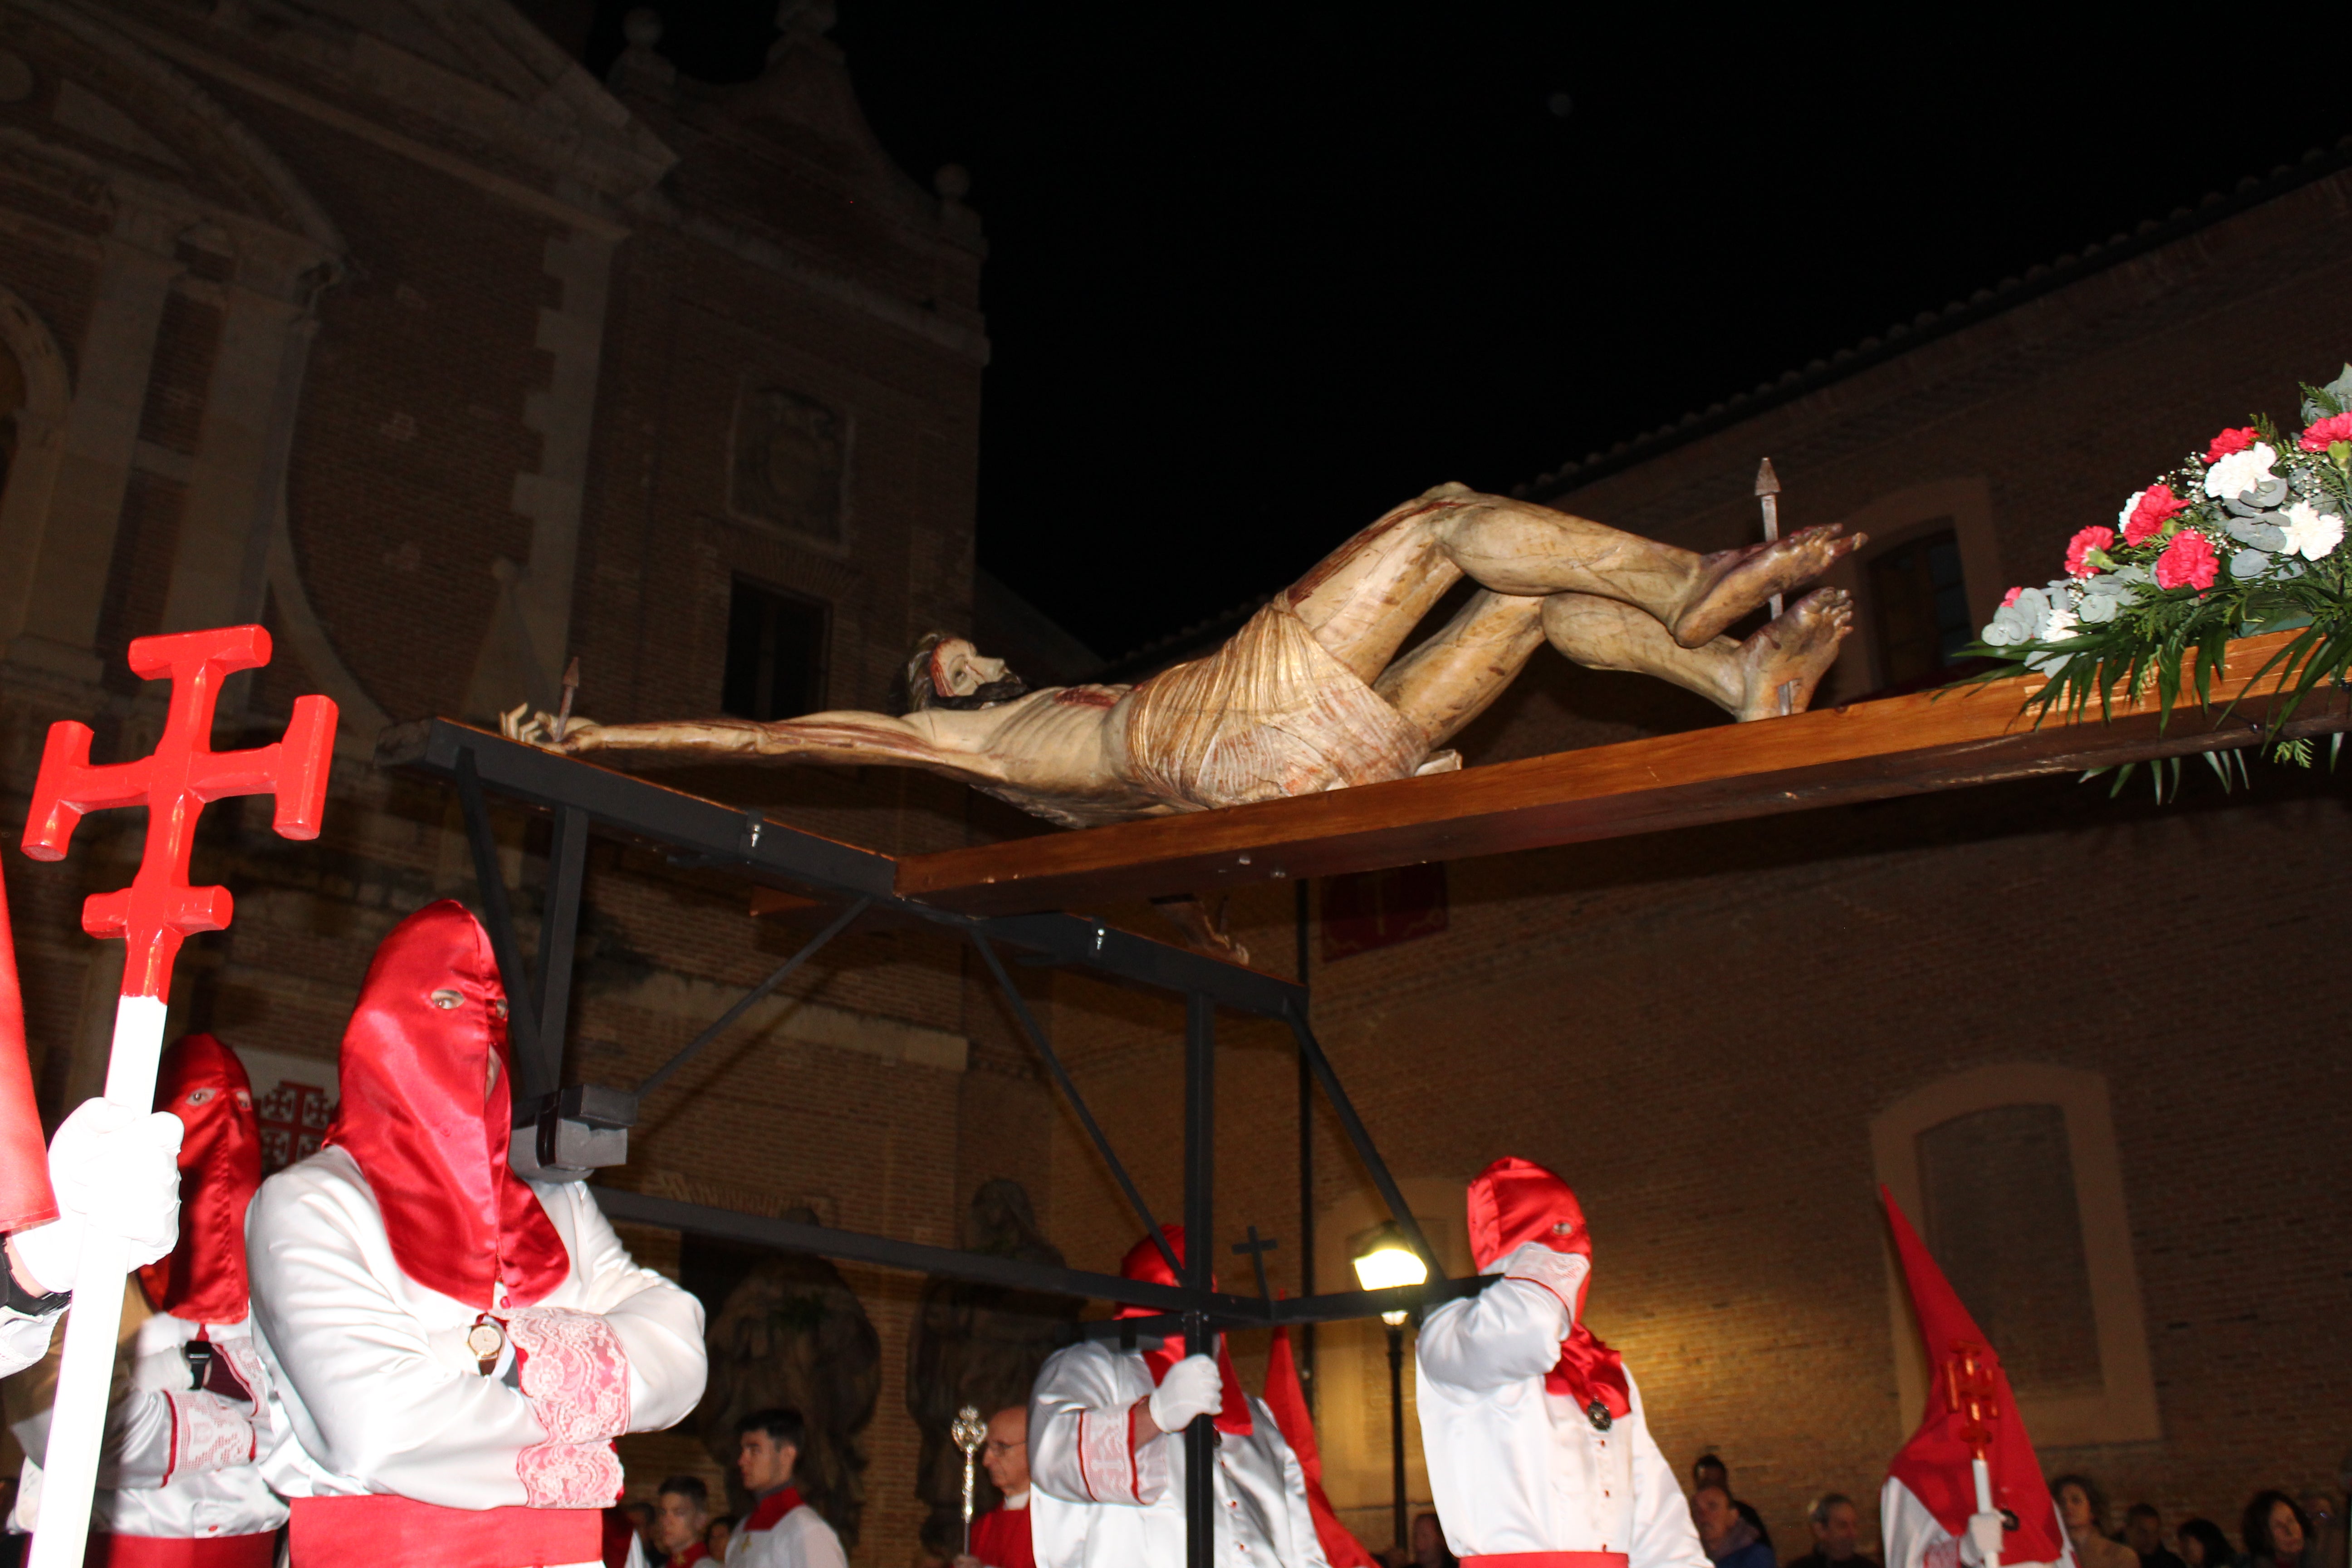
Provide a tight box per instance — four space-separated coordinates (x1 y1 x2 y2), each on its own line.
971 932 1181 1279
527 804 590 1105
636 898 871 1098
1183 989 1215 1568
453 747 544 1079
1284 1004 1443 1280
1295 878 1315 1411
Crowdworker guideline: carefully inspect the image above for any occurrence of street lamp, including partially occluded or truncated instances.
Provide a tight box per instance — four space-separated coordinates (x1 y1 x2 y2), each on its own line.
1351 1221 1428 1558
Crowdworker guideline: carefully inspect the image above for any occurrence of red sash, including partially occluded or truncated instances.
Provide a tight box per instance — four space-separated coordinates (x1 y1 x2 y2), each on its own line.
289 1494 603 1566
90 1537 278 1568
742 1487 804 1534
1464 1555 1631 1568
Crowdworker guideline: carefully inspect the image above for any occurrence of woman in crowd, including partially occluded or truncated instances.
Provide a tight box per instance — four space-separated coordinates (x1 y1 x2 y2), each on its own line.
2178 1519 2236 1568
2053 1476 2138 1568
2243 1492 2312 1568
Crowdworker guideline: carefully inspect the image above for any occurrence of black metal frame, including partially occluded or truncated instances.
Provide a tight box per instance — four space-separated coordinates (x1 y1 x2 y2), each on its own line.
390 720 1476 1565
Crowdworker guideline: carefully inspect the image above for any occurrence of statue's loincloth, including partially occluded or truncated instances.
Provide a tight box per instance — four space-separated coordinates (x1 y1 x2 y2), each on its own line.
1120 602 1432 811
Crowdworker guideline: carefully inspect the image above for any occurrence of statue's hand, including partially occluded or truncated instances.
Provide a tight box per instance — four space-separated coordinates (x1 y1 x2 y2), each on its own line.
501 704 600 752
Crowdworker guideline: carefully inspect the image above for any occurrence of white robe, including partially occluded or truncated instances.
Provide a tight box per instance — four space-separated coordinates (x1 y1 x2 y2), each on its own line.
1416 1274 1707 1568
725 1498 847 1568
9 1281 284 1541
1029 1340 1330 1568
0 1305 59 1379
247 1145 707 1567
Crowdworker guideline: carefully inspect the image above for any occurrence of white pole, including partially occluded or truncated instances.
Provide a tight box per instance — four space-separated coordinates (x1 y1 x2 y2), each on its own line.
27 993 170 1568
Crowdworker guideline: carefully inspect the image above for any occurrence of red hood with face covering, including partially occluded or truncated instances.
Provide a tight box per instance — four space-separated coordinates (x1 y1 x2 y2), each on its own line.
139 1033 261 1323
1467 1156 1629 1421
1117 1225 1251 1435
322 901 568 1310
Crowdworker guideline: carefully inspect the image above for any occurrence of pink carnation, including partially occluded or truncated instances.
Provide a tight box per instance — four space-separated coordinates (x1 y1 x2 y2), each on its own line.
2064 525 2114 577
2205 426 2260 462
2000 586 2023 608
2121 483 2188 545
2301 411 2352 451
2154 529 2219 591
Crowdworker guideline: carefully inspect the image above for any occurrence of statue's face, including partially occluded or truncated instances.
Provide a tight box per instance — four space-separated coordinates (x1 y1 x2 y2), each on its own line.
929 638 1013 701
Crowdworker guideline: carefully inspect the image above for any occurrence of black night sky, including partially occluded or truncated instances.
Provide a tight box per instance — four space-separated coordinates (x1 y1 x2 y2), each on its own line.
597 4 2352 661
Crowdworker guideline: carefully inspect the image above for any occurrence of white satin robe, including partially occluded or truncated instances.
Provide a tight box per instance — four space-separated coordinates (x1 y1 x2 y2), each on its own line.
246 1146 707 1565
1416 1276 1706 1568
9 1281 284 1541
0 1305 60 1378
1029 1340 1329 1568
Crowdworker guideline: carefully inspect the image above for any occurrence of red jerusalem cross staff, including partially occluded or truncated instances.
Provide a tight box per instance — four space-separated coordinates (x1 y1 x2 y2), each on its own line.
1944 1341 2006 1568
20 625 335 1568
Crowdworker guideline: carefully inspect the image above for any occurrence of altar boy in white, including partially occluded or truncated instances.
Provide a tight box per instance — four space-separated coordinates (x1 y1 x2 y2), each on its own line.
1415 1157 1706 1568
247 901 708 1568
1029 1226 1328 1568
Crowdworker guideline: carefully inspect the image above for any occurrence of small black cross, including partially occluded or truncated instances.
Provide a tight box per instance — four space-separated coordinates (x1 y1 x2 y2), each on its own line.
1231 1226 1280 1304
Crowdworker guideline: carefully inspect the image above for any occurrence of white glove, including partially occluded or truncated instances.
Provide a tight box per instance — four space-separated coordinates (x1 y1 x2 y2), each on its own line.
1147 1353 1223 1432
11 1099 183 1294
1498 1240 1588 1331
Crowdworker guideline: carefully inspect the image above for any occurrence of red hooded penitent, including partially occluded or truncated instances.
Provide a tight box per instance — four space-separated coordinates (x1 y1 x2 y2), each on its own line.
1466 1156 1629 1422
1117 1225 1251 1436
323 901 567 1310
139 1032 261 1323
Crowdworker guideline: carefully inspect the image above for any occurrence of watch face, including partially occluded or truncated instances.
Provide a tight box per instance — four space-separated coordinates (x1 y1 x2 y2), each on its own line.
1586 1400 1613 1431
467 1322 505 1362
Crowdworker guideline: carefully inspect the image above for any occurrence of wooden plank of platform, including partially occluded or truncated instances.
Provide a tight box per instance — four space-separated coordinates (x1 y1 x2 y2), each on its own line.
895 630 2352 916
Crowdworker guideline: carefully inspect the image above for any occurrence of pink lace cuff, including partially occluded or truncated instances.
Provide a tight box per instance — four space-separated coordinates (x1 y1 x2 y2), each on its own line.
517 1440 623 1509
506 1306 630 1444
1500 1244 1588 1325
162 1392 255 1483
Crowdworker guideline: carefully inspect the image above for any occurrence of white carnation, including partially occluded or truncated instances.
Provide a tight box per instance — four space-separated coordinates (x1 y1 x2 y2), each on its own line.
2116 490 2145 529
2043 607 2078 642
2203 442 2278 500
2279 499 2346 560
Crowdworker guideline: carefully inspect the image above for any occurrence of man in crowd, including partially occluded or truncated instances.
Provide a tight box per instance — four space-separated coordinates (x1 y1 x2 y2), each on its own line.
248 901 708 1568
1030 1225 1327 1566
655 1477 714 1566
954 1405 1033 1568
1695 1485 1773 1568
11 1034 282 1563
2126 1505 2185 1568
1692 1456 1772 1553
1784 1494 1877 1568
1416 1158 1704 1568
730 1407 846 1568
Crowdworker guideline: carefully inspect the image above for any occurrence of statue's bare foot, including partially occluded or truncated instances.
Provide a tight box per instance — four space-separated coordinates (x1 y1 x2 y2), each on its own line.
1733 587 1853 720
1672 525 1863 649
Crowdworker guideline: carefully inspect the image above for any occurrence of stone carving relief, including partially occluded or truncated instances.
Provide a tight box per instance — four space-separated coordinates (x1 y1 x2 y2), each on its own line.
731 382 848 544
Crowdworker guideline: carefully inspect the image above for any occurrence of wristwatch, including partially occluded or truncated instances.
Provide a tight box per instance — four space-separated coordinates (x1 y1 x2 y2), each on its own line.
2 1267 67 1316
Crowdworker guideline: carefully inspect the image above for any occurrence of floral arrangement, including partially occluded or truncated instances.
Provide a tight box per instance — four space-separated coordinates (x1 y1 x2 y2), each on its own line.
1975 365 2352 755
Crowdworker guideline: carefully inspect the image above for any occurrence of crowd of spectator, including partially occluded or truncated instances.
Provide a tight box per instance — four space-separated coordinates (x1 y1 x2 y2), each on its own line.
1663 1454 2352 1568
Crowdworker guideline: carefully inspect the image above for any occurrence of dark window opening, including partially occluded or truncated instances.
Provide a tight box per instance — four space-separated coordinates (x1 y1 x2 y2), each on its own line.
723 577 829 720
1868 525 1970 687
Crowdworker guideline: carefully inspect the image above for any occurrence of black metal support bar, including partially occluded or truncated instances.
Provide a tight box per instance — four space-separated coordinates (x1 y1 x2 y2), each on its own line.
1283 1004 1443 1282
971 931 1181 1280
453 748 544 1083
527 803 590 1103
1386 1320 1407 1554
636 897 872 1098
1182 989 1215 1568
978 911 1301 1018
1295 877 1315 1411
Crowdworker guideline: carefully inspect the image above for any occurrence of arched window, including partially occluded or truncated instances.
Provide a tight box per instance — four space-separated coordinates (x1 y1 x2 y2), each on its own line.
1870 1064 2158 1445
1811 478 2006 703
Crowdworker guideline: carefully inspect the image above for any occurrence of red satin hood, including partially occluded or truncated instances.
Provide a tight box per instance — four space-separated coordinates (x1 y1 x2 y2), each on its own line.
323 901 568 1309
1466 1157 1628 1421
140 1033 260 1323
1117 1225 1250 1435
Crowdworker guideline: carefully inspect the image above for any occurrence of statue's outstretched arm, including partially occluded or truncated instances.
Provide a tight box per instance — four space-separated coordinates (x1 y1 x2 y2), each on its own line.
502 705 1010 786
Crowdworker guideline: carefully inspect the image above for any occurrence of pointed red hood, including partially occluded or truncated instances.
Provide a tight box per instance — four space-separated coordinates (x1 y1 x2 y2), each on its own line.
1883 1188 2067 1565
323 901 567 1309
1117 1226 1251 1435
1467 1156 1629 1421
1264 1322 1380 1567
140 1033 261 1322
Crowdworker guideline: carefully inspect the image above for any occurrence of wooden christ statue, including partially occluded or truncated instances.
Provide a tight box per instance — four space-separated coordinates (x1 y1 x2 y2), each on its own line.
510 484 1860 830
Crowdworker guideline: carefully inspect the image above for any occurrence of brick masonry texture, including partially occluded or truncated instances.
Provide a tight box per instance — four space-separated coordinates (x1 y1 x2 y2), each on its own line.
0 6 2347 1564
